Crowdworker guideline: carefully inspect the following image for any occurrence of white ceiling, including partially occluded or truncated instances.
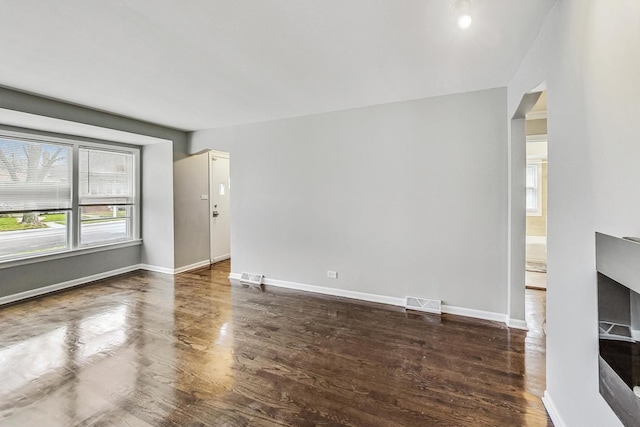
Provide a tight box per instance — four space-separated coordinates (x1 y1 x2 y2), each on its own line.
0 0 555 131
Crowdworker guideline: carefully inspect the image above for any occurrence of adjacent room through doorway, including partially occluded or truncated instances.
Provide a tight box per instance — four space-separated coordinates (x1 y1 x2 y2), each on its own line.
525 92 547 291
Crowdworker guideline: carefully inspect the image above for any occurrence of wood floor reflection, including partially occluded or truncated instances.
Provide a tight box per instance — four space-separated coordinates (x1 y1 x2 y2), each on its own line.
0 261 552 426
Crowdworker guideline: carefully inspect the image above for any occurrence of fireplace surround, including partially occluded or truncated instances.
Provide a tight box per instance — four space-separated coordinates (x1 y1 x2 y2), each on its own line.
596 232 640 427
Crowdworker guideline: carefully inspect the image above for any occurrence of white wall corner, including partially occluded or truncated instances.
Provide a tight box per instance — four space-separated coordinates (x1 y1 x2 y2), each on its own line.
506 318 529 331
542 390 567 427
0 264 142 306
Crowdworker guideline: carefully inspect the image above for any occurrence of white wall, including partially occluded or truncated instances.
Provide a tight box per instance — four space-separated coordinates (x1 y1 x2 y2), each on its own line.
190 88 509 315
142 141 175 268
509 1 640 425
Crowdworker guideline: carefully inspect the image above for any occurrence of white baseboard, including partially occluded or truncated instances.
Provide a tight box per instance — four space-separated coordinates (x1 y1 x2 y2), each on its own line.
0 260 212 306
174 260 211 274
441 304 508 324
506 318 529 330
211 254 231 263
229 273 512 325
139 264 174 274
0 264 141 306
542 390 566 427
139 260 211 275
228 273 405 306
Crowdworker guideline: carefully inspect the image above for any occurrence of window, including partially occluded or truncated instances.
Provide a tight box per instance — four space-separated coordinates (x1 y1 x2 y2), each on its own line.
79 148 135 246
0 132 139 261
526 161 542 216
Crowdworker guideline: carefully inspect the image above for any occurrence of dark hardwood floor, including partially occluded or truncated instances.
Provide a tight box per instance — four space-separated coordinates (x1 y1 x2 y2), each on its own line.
0 260 552 426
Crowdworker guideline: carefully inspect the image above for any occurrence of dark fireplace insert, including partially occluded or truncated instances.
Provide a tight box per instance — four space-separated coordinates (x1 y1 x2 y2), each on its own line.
597 233 640 427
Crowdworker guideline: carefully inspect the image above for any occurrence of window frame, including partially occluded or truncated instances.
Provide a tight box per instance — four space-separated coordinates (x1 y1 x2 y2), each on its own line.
77 144 139 248
0 129 141 264
525 159 542 217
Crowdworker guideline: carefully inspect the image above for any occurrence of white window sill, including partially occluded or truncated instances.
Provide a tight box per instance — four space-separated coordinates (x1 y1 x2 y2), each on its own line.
0 239 143 270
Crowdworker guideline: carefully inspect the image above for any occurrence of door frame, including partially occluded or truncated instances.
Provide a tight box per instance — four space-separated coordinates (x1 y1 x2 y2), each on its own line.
507 88 545 330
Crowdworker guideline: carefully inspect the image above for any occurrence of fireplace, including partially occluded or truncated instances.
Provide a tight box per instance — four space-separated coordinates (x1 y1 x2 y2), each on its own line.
596 233 640 427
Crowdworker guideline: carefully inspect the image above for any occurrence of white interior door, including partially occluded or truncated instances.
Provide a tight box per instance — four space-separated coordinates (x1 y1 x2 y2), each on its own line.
209 151 230 263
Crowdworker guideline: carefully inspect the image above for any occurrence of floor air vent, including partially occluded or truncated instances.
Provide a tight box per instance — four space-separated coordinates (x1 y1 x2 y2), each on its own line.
240 272 264 286
405 296 442 314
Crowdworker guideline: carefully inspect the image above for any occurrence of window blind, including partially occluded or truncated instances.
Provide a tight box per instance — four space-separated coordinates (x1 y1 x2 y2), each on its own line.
0 138 71 212
78 147 134 205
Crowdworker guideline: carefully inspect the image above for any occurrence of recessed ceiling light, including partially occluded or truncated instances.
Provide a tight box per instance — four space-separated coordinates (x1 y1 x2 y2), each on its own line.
458 14 472 29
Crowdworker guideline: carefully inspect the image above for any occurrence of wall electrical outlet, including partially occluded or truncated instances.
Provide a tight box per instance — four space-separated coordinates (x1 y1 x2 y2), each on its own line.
327 270 338 279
